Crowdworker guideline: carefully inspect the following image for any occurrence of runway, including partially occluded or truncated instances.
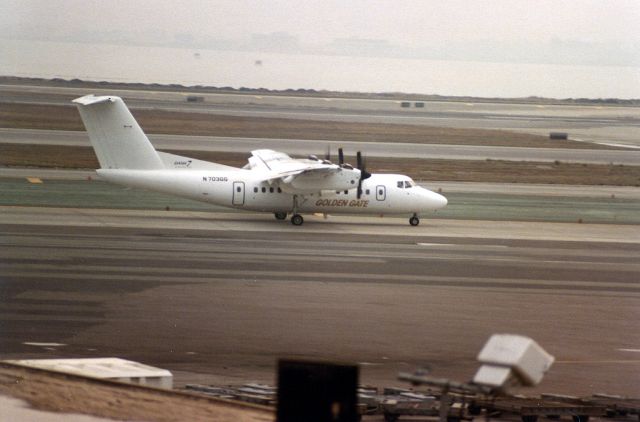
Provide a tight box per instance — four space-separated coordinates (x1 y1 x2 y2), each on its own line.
4 83 640 120
1 207 639 396
3 175 640 225
3 128 640 165
3 83 640 147
3 166 640 198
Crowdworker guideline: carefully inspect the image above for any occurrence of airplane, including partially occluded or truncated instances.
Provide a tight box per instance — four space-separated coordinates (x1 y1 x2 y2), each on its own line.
73 94 447 226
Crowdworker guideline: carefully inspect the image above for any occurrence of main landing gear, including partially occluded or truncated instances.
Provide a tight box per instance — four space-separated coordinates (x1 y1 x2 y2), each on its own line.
274 211 303 225
291 214 304 226
289 195 304 226
409 214 420 226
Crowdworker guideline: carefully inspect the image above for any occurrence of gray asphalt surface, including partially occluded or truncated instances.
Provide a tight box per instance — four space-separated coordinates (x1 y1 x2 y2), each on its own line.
2 83 640 147
1 207 639 396
3 128 640 165
3 176 640 225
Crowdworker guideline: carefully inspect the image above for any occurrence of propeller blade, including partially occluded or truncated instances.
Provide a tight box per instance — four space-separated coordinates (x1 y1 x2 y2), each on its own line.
356 151 371 199
338 148 344 166
357 151 372 180
325 145 331 162
356 151 363 199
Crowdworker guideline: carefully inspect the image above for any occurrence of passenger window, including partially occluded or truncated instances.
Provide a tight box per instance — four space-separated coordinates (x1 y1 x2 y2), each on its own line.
277 187 282 193
344 190 348 194
236 186 241 193
366 189 370 195
336 190 341 194
378 189 384 196
397 181 404 188
261 187 266 193
253 187 258 193
269 187 274 193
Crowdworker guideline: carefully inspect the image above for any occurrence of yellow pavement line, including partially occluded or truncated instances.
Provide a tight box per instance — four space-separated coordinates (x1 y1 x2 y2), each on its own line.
26 177 43 184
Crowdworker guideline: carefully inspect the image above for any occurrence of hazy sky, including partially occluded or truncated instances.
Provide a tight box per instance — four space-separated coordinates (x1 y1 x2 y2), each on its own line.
3 0 639 46
2 1 639 97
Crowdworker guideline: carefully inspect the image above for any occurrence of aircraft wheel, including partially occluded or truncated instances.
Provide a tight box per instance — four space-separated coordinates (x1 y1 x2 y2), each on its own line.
409 216 420 226
274 212 287 220
291 214 304 226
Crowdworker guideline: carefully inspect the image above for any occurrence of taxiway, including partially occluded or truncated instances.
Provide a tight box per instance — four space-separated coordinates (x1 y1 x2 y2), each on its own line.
2 128 640 165
1 206 638 396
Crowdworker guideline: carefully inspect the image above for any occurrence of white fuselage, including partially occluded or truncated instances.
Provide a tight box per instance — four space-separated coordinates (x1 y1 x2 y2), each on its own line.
98 169 447 217
73 94 447 225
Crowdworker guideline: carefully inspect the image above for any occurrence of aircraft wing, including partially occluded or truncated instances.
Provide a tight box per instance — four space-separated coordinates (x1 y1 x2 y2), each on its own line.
247 149 359 193
249 149 340 182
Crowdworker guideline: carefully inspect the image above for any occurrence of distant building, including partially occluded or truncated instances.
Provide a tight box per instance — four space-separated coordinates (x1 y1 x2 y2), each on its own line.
5 358 173 389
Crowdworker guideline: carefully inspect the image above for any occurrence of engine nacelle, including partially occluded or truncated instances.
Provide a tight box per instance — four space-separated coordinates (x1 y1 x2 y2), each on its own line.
280 168 361 194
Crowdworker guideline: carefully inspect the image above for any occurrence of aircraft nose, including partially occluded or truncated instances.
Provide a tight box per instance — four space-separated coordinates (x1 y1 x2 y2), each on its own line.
425 189 447 209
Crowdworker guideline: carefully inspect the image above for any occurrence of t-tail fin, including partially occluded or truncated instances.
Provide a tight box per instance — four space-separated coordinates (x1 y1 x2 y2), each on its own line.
73 95 164 170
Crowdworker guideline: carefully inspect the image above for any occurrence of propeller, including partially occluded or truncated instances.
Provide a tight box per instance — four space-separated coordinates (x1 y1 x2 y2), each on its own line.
323 145 348 167
321 146 369 197
356 151 371 199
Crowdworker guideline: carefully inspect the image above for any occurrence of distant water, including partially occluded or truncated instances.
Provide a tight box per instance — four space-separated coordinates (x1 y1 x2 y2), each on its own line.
2 39 639 99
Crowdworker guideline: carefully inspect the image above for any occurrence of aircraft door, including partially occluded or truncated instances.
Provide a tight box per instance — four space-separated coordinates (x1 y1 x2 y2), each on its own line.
376 185 386 201
232 181 245 205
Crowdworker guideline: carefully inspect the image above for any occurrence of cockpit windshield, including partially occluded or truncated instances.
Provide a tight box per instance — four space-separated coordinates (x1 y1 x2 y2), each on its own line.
397 179 416 189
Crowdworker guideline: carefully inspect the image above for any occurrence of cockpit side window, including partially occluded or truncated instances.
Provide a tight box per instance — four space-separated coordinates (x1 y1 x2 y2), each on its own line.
404 180 414 188
397 181 404 188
